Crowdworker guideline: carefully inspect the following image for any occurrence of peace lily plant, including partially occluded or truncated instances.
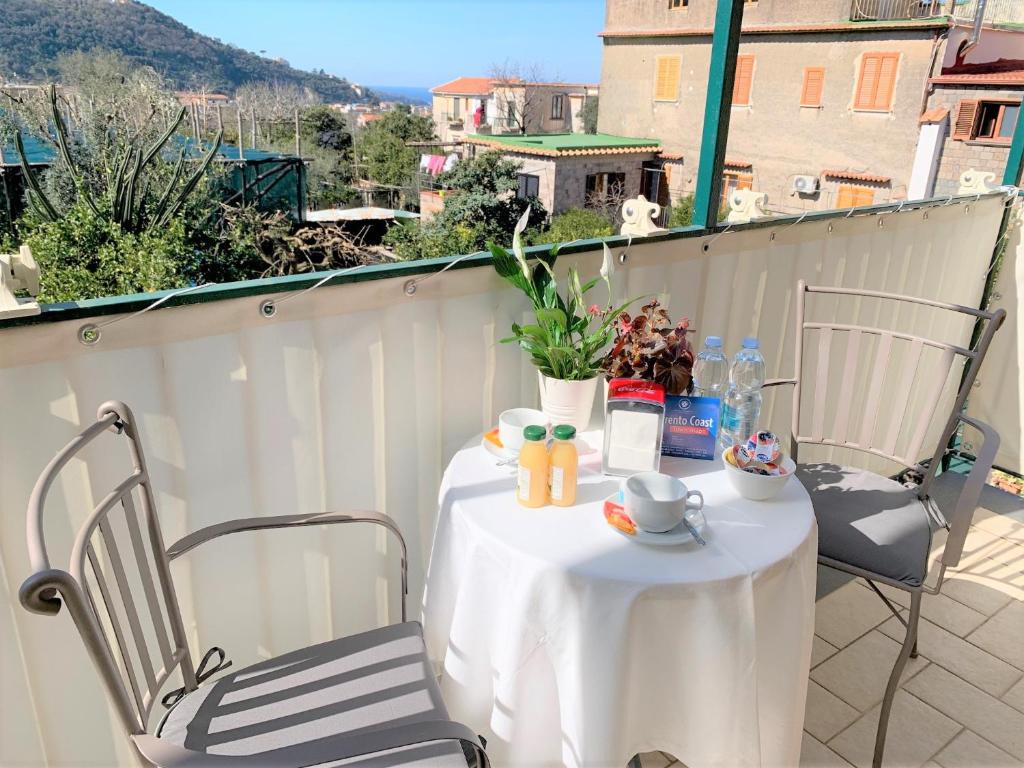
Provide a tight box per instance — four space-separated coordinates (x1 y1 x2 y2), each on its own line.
490 208 635 430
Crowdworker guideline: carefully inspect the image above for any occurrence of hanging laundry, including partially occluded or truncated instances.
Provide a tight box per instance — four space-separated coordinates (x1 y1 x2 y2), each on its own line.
428 155 446 175
443 153 459 172
420 154 432 172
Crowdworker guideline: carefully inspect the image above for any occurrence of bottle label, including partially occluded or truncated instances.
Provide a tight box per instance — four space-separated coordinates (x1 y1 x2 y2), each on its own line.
550 466 564 501
517 466 531 501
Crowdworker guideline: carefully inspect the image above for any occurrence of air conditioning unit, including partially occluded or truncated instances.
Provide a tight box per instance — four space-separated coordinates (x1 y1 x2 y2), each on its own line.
792 175 820 195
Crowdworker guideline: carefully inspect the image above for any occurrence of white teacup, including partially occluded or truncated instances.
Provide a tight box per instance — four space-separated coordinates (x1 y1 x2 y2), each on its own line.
622 472 704 533
498 408 547 453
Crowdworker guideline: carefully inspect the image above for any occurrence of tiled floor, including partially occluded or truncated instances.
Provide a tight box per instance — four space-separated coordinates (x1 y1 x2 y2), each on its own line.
637 474 1024 768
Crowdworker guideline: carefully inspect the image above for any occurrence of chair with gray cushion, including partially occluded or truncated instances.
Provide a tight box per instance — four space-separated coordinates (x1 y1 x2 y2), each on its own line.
768 282 1004 768
20 400 488 768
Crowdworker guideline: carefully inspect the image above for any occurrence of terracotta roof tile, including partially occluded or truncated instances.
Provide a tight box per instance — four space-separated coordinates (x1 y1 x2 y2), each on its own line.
823 169 891 184
431 77 496 96
599 19 949 39
920 106 950 123
931 59 1024 86
659 151 685 161
724 159 752 169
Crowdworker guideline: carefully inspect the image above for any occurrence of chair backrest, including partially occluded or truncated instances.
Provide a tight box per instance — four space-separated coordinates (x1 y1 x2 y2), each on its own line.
788 282 1005 494
20 401 196 736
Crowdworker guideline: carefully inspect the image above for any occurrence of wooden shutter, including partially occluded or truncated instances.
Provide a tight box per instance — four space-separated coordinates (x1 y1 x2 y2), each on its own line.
952 99 980 140
801 67 825 107
733 55 755 106
837 184 875 208
655 56 682 101
854 53 899 111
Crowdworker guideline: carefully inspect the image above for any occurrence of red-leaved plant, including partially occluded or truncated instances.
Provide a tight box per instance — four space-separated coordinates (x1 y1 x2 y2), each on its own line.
603 299 695 395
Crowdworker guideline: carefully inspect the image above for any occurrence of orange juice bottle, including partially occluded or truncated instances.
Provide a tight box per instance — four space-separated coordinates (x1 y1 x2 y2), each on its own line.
517 425 549 508
549 424 578 507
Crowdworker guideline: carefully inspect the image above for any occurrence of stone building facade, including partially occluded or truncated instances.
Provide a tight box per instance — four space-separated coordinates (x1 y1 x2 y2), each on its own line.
598 0 953 213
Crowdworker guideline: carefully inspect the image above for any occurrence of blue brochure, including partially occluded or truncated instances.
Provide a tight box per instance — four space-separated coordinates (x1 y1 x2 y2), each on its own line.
662 395 721 460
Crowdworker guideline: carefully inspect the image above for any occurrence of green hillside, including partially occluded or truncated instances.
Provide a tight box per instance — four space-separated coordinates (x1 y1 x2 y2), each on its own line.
0 0 373 103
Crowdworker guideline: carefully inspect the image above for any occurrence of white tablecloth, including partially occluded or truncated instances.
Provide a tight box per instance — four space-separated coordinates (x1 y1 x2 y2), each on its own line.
422 433 817 768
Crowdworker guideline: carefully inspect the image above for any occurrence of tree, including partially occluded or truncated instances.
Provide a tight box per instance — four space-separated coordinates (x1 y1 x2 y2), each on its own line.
385 151 547 260
580 96 599 134
489 60 549 135
354 105 435 187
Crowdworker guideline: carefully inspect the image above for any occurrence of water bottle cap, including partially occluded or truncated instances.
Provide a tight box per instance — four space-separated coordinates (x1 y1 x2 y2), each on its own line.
705 335 722 348
742 336 760 349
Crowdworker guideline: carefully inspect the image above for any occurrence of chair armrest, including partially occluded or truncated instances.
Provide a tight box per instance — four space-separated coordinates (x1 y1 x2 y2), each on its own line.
166 511 409 620
940 414 1000 569
763 378 797 389
133 719 489 767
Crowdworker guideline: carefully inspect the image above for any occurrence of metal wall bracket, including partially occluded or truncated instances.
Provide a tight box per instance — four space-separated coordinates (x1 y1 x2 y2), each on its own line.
0 245 41 320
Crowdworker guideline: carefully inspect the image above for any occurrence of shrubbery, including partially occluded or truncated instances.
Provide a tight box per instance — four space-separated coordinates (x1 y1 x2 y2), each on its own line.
532 208 614 245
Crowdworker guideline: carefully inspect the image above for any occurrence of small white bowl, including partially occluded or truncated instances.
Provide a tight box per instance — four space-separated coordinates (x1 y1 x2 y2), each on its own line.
722 449 796 501
498 408 547 453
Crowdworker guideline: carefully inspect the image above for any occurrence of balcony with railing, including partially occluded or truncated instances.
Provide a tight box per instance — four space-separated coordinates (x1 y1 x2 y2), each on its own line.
850 0 947 21
951 0 1024 26
3 188 1024 767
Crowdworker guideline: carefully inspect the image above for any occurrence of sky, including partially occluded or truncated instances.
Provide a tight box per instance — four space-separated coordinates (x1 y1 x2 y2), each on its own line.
143 0 606 89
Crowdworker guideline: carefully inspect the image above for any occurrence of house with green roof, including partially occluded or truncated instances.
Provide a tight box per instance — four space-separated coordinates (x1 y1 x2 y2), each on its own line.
464 132 662 216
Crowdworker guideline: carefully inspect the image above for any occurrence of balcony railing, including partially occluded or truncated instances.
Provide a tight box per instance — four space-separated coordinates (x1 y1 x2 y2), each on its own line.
951 0 1024 25
0 191 1014 764
850 0 946 21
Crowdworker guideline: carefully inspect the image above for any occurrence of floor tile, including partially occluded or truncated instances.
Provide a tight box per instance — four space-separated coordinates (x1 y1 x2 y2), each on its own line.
863 581 988 638
877 614 1022 697
812 635 840 668
637 752 670 768
804 680 860 742
905 664 1024 760
966 601 1024 672
800 732 854 768
934 729 1020 768
811 630 929 712
814 582 892 649
972 505 1024 545
940 573 1014 617
828 691 960 768
1003 677 1024 714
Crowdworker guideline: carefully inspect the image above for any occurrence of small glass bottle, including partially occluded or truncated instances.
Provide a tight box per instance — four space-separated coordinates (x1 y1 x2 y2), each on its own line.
548 424 578 507
517 425 549 508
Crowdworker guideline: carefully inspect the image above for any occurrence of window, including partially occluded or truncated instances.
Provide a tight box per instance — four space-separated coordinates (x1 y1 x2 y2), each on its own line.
506 100 516 125
854 52 899 111
517 174 540 200
733 55 755 106
953 99 1020 143
586 172 626 200
836 185 875 208
551 94 565 120
668 0 688 8
720 171 753 210
452 98 461 120
654 56 682 102
801 67 825 107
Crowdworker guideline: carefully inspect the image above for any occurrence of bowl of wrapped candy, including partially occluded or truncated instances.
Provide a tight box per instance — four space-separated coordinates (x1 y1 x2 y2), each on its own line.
723 430 796 501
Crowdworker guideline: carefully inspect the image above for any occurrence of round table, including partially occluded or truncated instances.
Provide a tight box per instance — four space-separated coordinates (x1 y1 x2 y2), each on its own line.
422 432 817 768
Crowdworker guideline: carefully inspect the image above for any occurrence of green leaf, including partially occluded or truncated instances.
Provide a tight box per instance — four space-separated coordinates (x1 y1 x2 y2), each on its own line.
536 307 568 330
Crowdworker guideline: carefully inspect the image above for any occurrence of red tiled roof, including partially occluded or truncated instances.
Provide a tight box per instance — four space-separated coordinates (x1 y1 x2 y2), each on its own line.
823 169 891 184
659 151 685 161
724 159 752 169
431 77 496 96
931 58 1024 86
599 19 949 39
919 106 950 123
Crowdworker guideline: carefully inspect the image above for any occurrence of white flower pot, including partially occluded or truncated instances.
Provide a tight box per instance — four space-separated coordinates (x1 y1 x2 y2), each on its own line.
537 373 598 432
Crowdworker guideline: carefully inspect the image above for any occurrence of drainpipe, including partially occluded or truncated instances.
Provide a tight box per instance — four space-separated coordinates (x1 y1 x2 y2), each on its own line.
960 0 988 58
920 29 947 117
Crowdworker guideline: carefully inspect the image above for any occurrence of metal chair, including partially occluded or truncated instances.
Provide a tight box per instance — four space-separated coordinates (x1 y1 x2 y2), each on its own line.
769 282 1004 768
20 400 489 768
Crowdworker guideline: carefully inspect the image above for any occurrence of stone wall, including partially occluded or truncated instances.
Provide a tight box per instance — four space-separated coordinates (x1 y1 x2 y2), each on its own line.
927 85 1021 196
599 30 940 212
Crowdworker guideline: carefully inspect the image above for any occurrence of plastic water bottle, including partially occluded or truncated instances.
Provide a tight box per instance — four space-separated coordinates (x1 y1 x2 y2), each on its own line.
720 337 767 448
693 336 728 400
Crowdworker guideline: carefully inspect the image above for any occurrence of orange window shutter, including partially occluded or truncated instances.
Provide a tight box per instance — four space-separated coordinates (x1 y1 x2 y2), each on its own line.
733 55 754 105
876 54 898 110
855 55 880 110
855 187 875 206
655 56 681 101
952 99 980 140
736 173 753 191
801 67 825 106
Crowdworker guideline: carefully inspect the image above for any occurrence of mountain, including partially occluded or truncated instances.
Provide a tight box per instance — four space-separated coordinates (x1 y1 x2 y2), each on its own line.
0 0 374 103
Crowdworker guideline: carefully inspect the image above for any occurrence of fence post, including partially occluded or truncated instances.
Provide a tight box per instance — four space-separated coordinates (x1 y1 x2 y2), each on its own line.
692 0 746 230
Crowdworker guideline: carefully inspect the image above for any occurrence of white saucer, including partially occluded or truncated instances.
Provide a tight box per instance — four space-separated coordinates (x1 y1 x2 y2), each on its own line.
603 492 708 546
482 435 519 462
